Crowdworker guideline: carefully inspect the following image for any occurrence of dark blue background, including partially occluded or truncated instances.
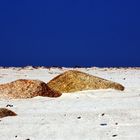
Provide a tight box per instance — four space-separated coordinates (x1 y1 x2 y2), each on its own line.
0 0 140 67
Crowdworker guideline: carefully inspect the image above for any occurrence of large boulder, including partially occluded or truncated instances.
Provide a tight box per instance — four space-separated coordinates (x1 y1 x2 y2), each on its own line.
47 70 124 93
0 79 61 99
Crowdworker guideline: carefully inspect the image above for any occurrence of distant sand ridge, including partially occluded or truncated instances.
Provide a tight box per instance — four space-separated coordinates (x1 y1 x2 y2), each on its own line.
0 79 61 99
47 70 125 93
0 108 17 118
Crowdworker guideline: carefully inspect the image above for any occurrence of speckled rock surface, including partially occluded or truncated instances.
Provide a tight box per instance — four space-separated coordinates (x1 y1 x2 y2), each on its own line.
47 70 124 93
0 79 61 99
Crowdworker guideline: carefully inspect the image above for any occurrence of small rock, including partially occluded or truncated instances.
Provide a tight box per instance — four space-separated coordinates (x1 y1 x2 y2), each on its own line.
101 113 105 116
112 134 117 137
77 116 81 119
0 108 17 118
6 104 13 107
100 123 107 126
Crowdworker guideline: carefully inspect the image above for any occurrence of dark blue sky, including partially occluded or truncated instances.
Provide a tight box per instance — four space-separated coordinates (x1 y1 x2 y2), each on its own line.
0 0 140 67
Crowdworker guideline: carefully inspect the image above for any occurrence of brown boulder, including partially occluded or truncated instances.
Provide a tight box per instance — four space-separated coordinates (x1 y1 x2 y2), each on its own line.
0 108 17 118
47 70 124 93
0 79 61 99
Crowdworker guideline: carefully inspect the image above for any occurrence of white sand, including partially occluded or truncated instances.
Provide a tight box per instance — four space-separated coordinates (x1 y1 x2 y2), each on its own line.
0 67 140 140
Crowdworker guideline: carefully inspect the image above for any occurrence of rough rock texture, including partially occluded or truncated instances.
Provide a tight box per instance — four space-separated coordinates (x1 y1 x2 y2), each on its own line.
47 70 125 93
0 79 62 99
0 108 17 118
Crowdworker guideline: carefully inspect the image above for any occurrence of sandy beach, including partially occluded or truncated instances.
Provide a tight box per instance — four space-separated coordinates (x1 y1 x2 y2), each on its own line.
0 67 140 140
